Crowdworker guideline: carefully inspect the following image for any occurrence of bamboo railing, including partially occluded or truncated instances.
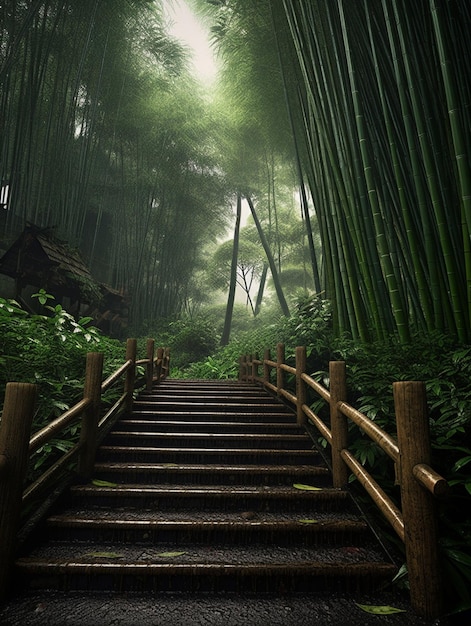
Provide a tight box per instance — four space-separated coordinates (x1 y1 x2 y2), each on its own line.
239 343 447 621
0 338 169 600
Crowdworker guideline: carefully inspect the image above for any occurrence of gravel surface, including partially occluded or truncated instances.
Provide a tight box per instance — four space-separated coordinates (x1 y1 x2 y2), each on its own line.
0 591 444 626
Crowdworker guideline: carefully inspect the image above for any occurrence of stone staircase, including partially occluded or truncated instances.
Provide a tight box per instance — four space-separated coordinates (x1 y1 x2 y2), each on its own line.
0 380 430 625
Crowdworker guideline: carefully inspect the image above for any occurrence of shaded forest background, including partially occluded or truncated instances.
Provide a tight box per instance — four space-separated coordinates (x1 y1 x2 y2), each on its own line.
1 1 471 616
2 0 469 346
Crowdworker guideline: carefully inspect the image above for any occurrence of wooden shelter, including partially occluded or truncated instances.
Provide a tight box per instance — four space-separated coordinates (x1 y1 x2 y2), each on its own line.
0 224 98 306
0 224 128 335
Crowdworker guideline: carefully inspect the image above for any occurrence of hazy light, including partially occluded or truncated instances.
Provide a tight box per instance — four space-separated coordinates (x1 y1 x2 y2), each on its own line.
163 0 218 85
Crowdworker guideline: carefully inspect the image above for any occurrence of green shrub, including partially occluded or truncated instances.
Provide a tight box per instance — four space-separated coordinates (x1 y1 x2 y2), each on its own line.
0 294 124 476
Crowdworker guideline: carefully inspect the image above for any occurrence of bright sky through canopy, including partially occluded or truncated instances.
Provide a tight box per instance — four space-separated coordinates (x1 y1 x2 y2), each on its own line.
163 0 218 84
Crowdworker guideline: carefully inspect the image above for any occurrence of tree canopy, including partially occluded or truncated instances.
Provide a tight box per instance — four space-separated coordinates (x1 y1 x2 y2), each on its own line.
1 0 470 343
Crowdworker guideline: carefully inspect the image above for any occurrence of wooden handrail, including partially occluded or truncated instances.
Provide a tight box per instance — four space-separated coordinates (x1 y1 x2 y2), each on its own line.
337 400 400 463
0 338 169 602
102 359 133 392
239 344 446 621
29 398 91 455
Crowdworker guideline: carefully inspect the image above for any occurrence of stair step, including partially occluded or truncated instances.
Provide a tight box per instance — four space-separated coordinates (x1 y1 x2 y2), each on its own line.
133 401 291 413
67 483 351 512
96 445 318 464
0 590 431 626
117 419 302 433
43 512 370 545
132 410 296 423
16 544 397 593
91 461 330 485
104 431 313 450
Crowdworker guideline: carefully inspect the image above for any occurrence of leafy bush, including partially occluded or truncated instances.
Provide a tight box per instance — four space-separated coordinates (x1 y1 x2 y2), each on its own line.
0 294 124 475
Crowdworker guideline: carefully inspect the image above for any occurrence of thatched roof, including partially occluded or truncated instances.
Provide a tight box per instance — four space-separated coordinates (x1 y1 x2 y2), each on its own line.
0 224 98 302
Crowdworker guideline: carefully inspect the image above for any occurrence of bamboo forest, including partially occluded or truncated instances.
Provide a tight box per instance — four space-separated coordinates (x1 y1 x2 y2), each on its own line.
1 0 471 620
1 0 470 343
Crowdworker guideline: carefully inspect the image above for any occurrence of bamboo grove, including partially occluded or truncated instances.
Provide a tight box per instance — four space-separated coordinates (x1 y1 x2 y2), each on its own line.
201 0 471 344
0 0 230 329
1 1 470 345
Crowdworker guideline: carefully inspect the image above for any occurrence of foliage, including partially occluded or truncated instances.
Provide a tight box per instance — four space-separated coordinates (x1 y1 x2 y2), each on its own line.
154 315 220 370
0 294 124 475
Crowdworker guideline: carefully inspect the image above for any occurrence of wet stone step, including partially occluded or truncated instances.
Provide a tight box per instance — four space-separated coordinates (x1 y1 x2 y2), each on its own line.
133 401 291 413
0 589 434 626
15 544 397 594
117 419 303 434
95 445 320 465
90 462 330 486
104 432 313 450
19 541 392 566
42 512 371 546
131 410 297 423
66 484 352 513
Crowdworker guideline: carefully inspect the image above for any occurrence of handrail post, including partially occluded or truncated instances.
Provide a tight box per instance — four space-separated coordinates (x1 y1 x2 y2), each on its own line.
329 361 349 488
0 382 37 601
77 352 104 480
124 338 137 413
248 354 254 383
393 381 442 620
276 343 285 397
146 338 155 391
263 349 271 388
252 352 259 383
238 355 245 381
155 347 164 383
164 347 170 378
296 346 307 426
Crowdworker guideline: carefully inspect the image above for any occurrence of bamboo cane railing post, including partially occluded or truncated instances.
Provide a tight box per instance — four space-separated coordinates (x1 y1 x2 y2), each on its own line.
0 382 37 601
393 381 442 620
164 347 170 378
146 338 155 391
276 343 285 397
296 346 307 426
124 338 137 414
247 354 253 383
156 347 164 383
77 352 104 480
329 361 349 488
252 352 259 382
263 349 271 387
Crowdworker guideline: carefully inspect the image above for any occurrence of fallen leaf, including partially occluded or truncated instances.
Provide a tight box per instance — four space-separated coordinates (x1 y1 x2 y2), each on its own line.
156 551 186 558
298 518 319 524
92 479 117 487
293 483 322 491
355 603 407 615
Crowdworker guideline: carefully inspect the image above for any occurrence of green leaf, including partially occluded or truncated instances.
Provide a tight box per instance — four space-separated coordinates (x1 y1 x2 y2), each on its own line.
156 551 186 558
355 604 407 615
452 456 471 471
298 518 319 524
92 479 118 487
293 483 322 491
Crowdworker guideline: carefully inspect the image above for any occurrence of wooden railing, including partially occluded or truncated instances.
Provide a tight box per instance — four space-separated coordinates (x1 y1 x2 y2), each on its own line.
0 338 169 600
239 343 447 621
